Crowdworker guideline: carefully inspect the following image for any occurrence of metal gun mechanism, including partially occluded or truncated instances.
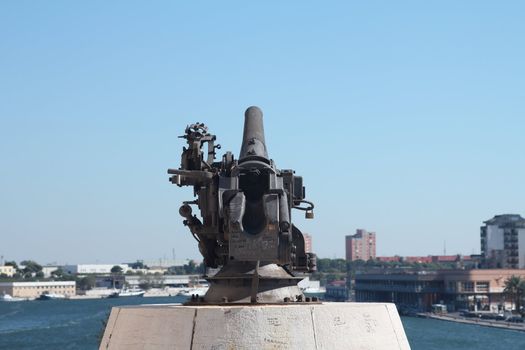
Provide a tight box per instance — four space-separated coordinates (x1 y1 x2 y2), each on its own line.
168 106 317 304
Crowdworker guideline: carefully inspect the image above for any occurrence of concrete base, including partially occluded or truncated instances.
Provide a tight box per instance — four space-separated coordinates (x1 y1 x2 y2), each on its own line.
99 303 411 350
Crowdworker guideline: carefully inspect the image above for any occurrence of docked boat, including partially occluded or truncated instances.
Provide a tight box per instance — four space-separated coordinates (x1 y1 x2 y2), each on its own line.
37 292 66 300
0 293 26 302
303 286 326 299
178 287 208 297
108 288 145 298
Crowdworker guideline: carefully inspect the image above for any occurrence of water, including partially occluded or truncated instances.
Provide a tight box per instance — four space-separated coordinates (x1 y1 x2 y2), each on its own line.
1 298 524 349
402 316 525 350
0 296 187 350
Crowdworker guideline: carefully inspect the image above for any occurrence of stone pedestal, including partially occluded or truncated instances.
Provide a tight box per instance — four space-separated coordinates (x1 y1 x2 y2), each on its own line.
99 302 411 350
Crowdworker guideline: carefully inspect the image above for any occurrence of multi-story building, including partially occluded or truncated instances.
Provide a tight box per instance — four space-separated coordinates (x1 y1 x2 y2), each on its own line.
303 233 313 253
375 255 477 268
0 265 15 277
345 229 376 261
0 281 76 298
355 269 525 312
480 214 525 269
62 264 130 275
324 280 349 302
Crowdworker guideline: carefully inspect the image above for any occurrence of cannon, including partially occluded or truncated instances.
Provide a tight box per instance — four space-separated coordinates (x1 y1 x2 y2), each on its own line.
99 106 410 350
168 106 316 303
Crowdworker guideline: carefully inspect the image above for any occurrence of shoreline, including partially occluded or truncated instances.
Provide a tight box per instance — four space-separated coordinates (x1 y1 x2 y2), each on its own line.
416 312 525 332
69 292 181 300
2 293 184 301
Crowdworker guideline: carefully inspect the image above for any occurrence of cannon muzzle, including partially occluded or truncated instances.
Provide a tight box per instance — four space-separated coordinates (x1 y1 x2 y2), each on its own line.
239 106 269 164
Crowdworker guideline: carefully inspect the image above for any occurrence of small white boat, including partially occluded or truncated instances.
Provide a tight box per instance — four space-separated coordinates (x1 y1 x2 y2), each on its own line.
108 288 145 298
303 286 326 299
37 292 66 300
178 287 208 297
1 294 26 302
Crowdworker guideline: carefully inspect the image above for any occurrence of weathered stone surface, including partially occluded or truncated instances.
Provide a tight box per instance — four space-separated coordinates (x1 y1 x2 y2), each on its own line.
99 306 195 350
312 303 410 349
99 303 411 350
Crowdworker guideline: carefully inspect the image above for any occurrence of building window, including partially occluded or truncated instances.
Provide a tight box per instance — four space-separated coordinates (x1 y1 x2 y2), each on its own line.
461 282 474 292
476 282 489 292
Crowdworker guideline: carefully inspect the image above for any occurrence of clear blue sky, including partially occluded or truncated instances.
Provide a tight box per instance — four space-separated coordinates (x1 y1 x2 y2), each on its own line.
1 1 524 264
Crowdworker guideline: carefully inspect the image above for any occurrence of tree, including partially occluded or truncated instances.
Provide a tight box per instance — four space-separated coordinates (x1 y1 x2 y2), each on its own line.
110 265 124 289
129 260 147 269
20 260 42 275
78 275 96 290
504 275 524 313
111 265 123 274
19 260 42 279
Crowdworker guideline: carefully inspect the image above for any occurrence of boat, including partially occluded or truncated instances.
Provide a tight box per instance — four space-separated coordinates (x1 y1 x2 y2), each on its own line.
107 288 145 298
0 293 26 302
303 286 326 299
37 292 66 300
178 286 208 297
300 280 326 299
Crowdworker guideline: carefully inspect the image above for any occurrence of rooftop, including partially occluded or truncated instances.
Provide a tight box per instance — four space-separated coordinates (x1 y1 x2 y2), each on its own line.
483 214 525 227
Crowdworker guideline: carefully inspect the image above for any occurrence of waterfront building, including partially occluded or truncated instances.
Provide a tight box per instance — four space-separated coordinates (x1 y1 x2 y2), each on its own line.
376 255 476 267
355 269 525 312
345 229 376 261
304 233 313 253
403 256 433 264
142 258 195 268
94 274 208 289
62 264 130 275
324 280 349 301
125 274 207 288
0 281 76 298
140 266 170 274
376 256 402 263
480 214 525 269
0 265 15 277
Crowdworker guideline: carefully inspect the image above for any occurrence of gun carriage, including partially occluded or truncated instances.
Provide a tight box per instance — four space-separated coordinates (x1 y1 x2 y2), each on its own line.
168 106 316 303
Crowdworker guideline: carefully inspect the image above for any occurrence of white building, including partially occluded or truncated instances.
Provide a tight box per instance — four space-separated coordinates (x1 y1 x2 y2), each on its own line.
0 265 15 277
62 264 130 275
481 214 525 269
42 266 59 278
143 259 195 268
124 275 206 288
0 281 76 298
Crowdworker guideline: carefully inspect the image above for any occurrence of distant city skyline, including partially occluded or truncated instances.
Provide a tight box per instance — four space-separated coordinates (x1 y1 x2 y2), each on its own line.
1 2 525 264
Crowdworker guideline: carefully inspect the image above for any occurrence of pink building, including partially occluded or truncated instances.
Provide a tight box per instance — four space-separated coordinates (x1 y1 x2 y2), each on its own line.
376 256 401 263
375 255 473 264
345 229 376 261
404 256 433 264
303 233 313 253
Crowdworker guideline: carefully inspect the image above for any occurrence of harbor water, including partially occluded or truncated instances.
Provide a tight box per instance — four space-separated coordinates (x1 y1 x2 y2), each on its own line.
1 297 524 350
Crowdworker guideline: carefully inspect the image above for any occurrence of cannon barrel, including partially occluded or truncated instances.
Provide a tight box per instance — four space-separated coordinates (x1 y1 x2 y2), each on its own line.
239 106 269 163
